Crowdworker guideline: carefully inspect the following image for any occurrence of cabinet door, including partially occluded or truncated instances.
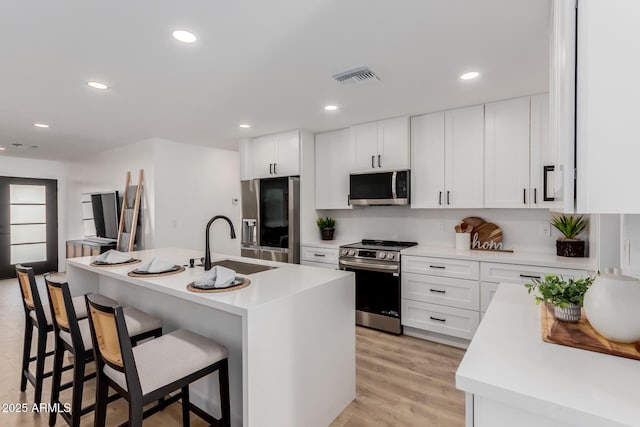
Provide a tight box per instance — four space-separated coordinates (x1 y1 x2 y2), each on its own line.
530 93 555 208
484 97 531 208
411 113 445 208
445 105 485 208
274 131 300 176
351 122 379 171
251 135 276 178
378 117 410 170
315 129 353 209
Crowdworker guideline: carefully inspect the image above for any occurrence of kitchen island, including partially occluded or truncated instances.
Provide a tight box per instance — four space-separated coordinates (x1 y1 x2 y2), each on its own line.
456 284 640 427
66 248 355 427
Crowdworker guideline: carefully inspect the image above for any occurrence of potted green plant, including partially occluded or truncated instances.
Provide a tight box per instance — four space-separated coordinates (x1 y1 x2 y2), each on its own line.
551 215 588 257
316 217 336 241
525 274 595 322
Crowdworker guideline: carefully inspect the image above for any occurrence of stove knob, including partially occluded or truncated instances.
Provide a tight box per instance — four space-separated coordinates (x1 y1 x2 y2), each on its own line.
387 253 395 261
341 249 347 256
348 249 356 256
379 252 387 259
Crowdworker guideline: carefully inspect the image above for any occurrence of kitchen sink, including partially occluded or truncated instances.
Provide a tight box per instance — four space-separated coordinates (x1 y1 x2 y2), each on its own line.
211 259 277 275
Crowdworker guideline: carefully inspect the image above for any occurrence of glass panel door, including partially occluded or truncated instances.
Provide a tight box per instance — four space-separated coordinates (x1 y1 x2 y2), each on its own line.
259 177 289 248
0 177 58 278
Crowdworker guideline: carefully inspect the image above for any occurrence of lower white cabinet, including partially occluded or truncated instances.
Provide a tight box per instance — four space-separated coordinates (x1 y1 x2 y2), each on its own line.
402 300 480 340
403 272 479 311
300 245 339 269
480 282 500 313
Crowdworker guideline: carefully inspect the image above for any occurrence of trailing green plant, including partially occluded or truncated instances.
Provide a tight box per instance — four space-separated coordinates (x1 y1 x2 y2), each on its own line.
550 215 589 239
524 274 595 308
316 216 336 229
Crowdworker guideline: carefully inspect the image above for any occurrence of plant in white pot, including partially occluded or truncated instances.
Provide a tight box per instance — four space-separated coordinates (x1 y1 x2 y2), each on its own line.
316 216 336 241
525 274 595 322
551 215 588 257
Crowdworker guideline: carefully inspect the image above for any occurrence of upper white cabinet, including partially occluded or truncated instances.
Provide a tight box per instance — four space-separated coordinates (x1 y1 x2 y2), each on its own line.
484 94 553 209
484 97 531 208
249 131 300 179
352 117 409 171
315 128 353 209
412 106 484 208
445 105 485 208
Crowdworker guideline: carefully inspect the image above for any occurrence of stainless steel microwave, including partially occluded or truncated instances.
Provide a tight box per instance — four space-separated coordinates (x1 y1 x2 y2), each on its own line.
349 170 410 206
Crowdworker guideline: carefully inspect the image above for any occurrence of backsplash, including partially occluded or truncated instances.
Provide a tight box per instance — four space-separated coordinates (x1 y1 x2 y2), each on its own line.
316 207 591 254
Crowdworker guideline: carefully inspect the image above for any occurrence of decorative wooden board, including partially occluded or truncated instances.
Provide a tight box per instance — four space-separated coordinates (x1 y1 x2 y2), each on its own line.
540 302 640 361
90 258 141 267
461 216 508 251
187 278 251 293
127 265 185 277
461 216 485 229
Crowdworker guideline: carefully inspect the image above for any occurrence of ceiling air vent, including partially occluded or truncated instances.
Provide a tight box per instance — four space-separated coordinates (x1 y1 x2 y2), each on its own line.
332 66 380 85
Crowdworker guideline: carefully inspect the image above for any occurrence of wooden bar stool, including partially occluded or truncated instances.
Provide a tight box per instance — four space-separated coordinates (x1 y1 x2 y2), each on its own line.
15 264 88 405
85 293 231 427
45 275 163 427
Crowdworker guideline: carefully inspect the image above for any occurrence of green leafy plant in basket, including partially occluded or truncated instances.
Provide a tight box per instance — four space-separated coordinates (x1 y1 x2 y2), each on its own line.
525 274 595 322
550 215 589 258
317 217 336 240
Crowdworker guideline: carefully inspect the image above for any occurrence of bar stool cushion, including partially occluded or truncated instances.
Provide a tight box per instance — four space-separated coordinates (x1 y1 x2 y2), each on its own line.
30 295 87 325
103 329 228 395
60 307 163 352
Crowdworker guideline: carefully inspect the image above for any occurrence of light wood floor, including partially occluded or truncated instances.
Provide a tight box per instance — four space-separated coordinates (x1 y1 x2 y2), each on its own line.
0 278 465 426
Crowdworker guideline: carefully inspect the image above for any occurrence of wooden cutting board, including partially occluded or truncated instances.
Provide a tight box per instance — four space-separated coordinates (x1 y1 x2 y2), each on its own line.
461 216 485 229
540 302 640 360
472 222 503 245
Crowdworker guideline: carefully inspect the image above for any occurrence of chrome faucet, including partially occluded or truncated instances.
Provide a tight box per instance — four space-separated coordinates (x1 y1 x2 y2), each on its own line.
204 215 237 271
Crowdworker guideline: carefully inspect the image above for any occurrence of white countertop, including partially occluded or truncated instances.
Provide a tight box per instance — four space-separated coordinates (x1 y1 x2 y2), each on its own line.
67 247 353 316
402 245 596 270
456 285 639 427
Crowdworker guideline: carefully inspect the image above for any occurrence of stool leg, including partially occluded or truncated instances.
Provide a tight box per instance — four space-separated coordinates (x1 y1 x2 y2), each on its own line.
219 359 231 427
70 356 85 427
19 318 33 392
181 386 190 427
48 340 64 426
33 327 47 405
94 374 108 427
129 400 144 427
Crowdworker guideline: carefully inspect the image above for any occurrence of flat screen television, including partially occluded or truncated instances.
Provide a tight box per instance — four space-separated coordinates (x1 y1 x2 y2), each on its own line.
91 191 120 239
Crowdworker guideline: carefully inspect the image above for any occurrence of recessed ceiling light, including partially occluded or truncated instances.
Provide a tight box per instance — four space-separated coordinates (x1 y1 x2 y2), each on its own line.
460 71 480 80
87 81 109 90
239 124 251 129
33 123 49 128
0 147 5 151
324 105 339 111
172 30 197 44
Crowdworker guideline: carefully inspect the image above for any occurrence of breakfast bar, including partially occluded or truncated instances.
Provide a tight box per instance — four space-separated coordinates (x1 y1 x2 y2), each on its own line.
66 248 356 427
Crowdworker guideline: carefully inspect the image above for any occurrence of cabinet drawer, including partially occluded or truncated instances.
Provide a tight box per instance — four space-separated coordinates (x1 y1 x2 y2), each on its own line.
402 273 479 310
402 256 479 280
402 300 480 339
480 262 590 284
301 246 339 265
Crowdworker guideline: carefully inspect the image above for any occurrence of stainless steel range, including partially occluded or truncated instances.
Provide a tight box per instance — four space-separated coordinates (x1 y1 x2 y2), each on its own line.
339 239 417 334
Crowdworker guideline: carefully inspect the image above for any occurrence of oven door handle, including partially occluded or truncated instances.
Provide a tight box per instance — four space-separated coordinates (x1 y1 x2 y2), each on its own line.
339 259 399 274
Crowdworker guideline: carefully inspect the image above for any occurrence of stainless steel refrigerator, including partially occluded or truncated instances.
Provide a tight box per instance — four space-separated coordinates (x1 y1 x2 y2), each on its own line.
240 177 300 263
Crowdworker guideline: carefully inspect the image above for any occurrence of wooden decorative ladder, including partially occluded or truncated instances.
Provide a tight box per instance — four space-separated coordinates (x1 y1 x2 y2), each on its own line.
116 170 143 252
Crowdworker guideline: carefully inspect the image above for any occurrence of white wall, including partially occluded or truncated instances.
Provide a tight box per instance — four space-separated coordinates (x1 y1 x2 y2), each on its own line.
0 156 69 271
315 207 592 254
153 139 241 256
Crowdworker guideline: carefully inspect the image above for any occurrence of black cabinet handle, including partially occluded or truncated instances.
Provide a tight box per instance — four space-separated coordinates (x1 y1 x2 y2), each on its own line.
430 316 446 322
274 163 277 174
269 163 273 174
371 155 375 168
429 265 446 269
314 253 326 257
438 191 442 206
446 191 450 205
429 289 446 294
523 188 527 205
534 188 537 204
520 274 541 279
543 165 556 201
378 154 381 168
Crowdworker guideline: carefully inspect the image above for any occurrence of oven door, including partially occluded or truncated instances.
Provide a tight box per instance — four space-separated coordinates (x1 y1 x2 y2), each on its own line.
339 259 402 334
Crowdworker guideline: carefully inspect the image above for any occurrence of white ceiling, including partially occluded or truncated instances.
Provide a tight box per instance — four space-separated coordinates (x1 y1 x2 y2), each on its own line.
0 0 550 161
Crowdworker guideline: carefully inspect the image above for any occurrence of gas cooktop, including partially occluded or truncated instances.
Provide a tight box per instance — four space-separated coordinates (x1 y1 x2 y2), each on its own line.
341 239 417 252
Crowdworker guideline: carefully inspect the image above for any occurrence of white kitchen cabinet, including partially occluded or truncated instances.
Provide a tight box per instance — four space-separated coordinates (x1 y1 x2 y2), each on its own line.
403 255 480 280
484 97 531 208
411 107 484 209
249 131 300 179
351 117 409 171
444 105 485 208
402 299 480 340
315 129 353 209
403 272 480 311
300 245 339 269
530 93 555 208
411 112 445 208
